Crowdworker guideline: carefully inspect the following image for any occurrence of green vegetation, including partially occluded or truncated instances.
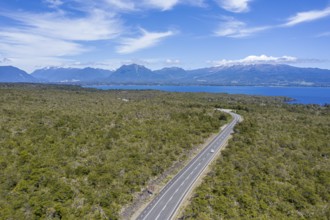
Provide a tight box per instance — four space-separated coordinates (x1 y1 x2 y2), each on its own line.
181 99 330 219
1 84 328 219
0 84 230 219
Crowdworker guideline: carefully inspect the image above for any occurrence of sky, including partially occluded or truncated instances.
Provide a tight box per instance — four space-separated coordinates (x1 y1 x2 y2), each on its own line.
0 0 330 72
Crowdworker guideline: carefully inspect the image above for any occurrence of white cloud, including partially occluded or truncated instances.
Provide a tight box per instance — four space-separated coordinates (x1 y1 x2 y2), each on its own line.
0 10 122 41
103 0 136 11
59 58 183 70
142 0 206 11
215 0 252 13
1 0 190 71
0 31 86 57
116 29 174 54
284 7 330 26
214 17 269 38
0 7 123 71
210 55 298 66
9 57 73 73
96 0 204 12
316 31 330 37
215 6 330 38
165 59 181 65
44 0 63 8
100 58 182 70
0 30 87 72
143 0 180 11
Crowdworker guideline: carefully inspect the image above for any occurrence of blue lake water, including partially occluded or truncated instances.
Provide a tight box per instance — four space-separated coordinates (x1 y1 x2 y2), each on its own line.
86 85 330 105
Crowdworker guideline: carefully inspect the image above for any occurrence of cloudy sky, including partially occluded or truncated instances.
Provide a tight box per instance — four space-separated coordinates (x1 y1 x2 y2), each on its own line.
0 0 330 72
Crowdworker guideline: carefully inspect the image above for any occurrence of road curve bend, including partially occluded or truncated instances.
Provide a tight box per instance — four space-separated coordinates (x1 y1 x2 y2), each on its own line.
136 110 241 220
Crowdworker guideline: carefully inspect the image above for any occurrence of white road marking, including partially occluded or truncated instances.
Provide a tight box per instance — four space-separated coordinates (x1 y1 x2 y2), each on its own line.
139 112 240 220
155 213 161 220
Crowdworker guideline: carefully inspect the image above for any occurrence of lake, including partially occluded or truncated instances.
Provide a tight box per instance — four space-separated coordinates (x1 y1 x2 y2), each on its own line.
86 85 330 105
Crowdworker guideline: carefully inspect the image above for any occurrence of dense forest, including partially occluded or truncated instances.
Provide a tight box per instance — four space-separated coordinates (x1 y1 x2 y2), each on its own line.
0 84 230 219
1 84 328 219
180 96 330 219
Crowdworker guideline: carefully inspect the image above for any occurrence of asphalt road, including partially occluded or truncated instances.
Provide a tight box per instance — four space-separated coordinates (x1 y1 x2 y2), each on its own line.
136 110 241 220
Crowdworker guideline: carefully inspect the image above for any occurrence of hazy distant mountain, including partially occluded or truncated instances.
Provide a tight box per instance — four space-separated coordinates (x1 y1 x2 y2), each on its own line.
32 67 113 82
0 66 37 83
107 64 165 83
5 64 330 86
186 64 330 86
154 67 188 82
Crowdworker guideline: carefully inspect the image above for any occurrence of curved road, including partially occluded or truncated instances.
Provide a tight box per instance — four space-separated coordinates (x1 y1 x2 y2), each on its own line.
136 110 241 220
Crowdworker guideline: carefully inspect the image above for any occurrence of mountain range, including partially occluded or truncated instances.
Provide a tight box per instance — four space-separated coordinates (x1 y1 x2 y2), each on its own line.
31 67 113 82
0 66 37 83
1 64 330 86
